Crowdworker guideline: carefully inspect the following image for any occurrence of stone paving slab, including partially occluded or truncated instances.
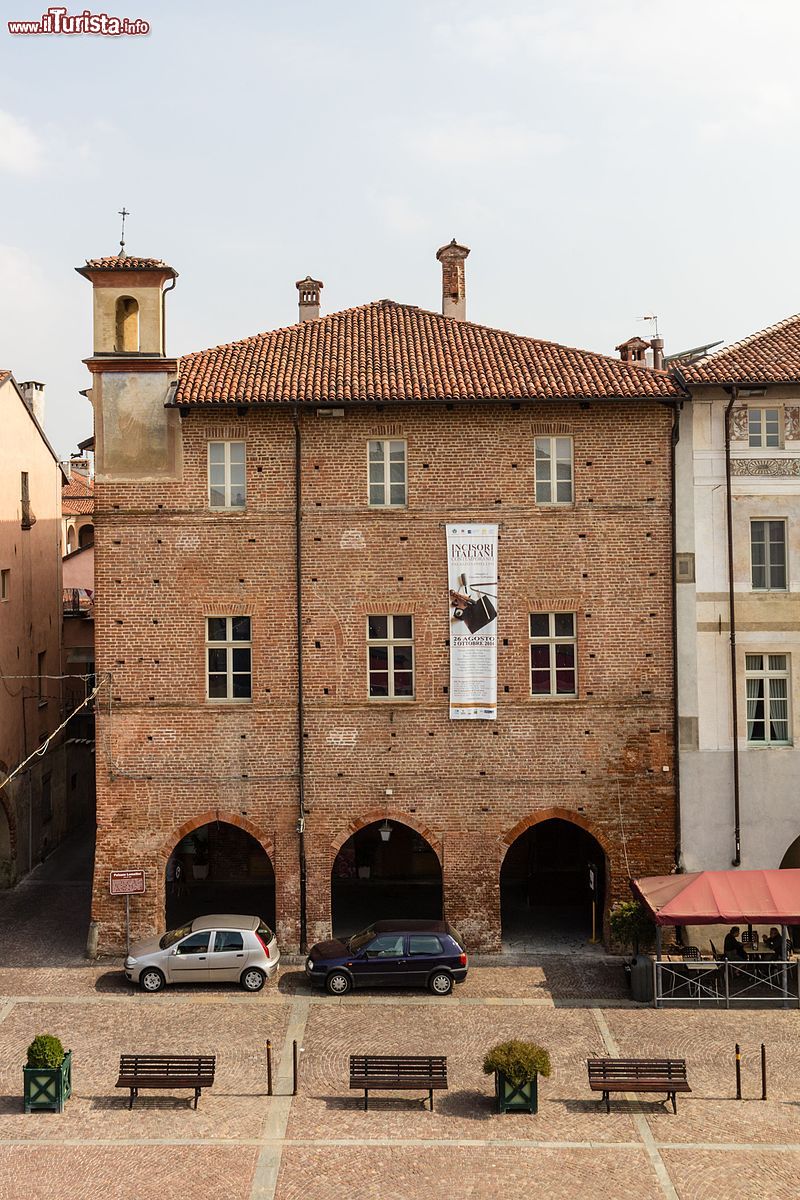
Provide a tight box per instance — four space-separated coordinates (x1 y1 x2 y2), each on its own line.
0 1145 257 1200
274 1144 664 1200
603 1007 800 1145
660 1148 800 1199
0 999 289 1142
285 1001 639 1144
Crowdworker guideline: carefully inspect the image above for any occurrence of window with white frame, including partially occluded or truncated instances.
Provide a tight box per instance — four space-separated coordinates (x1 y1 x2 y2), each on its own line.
751 519 787 590
367 614 414 698
530 612 577 696
534 436 573 504
746 654 790 744
748 408 781 448
206 616 252 701
368 440 407 507
208 441 246 509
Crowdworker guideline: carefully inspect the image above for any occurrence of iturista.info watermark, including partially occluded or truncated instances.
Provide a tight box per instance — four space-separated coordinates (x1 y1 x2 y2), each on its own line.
8 7 149 35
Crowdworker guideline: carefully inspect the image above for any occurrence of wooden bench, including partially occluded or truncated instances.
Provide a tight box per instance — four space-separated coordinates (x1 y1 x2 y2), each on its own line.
115 1054 216 1109
587 1058 691 1114
349 1055 447 1111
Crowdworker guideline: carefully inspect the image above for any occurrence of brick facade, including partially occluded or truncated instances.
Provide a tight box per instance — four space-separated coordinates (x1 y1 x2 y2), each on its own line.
90 397 677 952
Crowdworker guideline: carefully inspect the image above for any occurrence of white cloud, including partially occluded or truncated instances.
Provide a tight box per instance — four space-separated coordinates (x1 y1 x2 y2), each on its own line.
0 245 49 308
0 111 44 175
411 115 565 167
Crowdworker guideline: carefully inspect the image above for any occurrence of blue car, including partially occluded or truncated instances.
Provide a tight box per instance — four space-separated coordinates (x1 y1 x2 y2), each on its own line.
305 919 468 996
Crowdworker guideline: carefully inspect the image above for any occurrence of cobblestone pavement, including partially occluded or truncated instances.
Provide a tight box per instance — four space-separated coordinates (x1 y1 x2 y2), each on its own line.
2 837 800 1198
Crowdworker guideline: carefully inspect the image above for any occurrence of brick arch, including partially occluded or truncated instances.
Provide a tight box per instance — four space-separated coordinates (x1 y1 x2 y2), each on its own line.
499 807 612 866
330 811 442 864
161 809 275 866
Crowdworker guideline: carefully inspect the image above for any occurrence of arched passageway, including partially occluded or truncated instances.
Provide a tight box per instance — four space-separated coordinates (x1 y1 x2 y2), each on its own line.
331 820 443 939
500 818 606 952
165 821 275 931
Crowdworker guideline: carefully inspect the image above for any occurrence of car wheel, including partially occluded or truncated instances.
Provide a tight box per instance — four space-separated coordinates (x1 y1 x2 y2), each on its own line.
241 967 266 992
429 970 453 996
140 967 165 993
326 970 352 996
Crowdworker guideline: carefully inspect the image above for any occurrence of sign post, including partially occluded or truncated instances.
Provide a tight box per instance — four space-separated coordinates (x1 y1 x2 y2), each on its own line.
109 870 146 953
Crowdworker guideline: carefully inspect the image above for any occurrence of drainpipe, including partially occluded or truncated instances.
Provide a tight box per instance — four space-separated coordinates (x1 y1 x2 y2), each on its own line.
161 276 176 356
724 386 742 865
669 398 682 870
293 404 308 950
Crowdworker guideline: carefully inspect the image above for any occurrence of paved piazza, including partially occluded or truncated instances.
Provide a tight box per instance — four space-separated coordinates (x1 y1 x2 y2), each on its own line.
1 845 800 1198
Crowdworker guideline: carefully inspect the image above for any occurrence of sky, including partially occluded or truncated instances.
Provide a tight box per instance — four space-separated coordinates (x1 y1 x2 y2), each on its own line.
2 0 800 457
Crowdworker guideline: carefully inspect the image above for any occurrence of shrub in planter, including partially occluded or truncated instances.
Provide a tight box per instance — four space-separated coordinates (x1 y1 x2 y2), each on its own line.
24 1034 72 1113
609 900 655 956
483 1040 551 1114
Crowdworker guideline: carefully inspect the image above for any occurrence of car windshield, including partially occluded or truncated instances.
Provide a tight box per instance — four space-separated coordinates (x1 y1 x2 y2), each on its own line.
159 923 192 949
347 926 376 952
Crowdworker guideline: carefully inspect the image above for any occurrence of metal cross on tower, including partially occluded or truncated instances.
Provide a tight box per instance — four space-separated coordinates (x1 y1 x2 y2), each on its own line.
118 206 129 256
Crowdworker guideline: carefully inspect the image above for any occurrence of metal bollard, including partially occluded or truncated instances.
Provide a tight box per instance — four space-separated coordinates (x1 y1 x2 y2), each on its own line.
266 1040 273 1097
292 1039 298 1096
735 1043 742 1100
761 1043 767 1101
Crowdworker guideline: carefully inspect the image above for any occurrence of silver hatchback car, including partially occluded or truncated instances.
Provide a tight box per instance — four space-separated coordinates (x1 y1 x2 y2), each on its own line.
124 914 280 993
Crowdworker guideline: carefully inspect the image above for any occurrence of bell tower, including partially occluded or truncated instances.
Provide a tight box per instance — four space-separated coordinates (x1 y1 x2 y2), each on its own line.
76 252 182 481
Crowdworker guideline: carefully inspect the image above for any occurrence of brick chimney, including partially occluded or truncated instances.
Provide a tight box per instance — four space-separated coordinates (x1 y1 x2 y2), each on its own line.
615 337 649 365
20 380 45 425
436 239 470 321
296 276 323 322
650 336 665 370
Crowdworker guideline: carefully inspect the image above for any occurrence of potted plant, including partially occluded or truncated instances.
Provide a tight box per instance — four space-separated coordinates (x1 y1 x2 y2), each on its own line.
610 900 656 1002
483 1039 551 1114
23 1034 72 1113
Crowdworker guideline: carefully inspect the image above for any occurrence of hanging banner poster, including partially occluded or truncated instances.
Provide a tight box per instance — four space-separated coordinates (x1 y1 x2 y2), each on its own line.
446 524 498 720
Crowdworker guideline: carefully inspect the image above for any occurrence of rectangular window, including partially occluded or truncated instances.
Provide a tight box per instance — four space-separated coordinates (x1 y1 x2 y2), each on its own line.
0 569 8 601
367 614 414 699
368 440 407 507
529 612 577 697
751 519 787 590
208 441 246 509
37 650 46 705
535 436 573 504
206 616 252 701
746 654 790 744
749 408 781 448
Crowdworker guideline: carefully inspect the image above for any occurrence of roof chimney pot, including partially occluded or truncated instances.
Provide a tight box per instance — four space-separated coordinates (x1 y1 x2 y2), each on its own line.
436 239 470 321
20 380 45 425
296 276 323 322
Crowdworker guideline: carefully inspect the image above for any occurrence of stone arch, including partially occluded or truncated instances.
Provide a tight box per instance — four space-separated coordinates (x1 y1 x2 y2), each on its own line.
330 809 442 864
115 295 139 352
161 809 274 867
66 523 76 554
499 806 612 866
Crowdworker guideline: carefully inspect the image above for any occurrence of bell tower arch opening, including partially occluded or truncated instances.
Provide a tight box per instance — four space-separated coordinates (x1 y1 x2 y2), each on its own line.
115 295 140 352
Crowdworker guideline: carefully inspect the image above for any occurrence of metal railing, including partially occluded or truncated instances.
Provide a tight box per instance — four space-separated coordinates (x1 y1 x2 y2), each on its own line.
654 960 800 1007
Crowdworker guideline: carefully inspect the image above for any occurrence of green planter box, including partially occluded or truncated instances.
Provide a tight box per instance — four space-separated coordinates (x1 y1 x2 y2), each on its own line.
23 1049 72 1113
495 1069 538 1114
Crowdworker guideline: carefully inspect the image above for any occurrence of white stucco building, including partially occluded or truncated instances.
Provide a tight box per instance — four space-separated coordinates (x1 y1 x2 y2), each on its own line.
676 315 800 873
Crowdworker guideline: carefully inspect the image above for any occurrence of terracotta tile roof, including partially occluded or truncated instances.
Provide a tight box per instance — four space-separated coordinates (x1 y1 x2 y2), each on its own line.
175 301 681 406
0 370 10 387
62 471 94 515
683 313 800 385
78 254 176 274
63 496 94 515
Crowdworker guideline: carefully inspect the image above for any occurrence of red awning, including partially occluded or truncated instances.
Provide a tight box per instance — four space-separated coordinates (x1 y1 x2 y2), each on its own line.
632 870 800 926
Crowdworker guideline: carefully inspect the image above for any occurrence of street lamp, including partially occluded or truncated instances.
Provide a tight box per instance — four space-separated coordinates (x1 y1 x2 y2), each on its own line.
379 820 392 843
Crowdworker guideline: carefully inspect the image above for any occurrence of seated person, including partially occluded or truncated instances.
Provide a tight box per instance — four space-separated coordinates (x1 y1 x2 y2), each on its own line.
723 926 746 960
764 927 784 958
